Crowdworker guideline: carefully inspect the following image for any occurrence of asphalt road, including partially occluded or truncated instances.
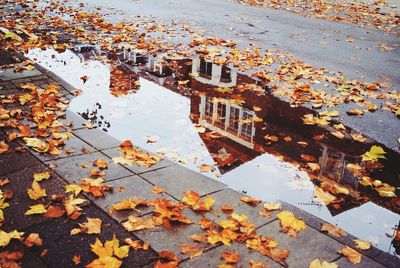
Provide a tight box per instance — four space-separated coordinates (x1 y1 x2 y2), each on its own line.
75 0 400 152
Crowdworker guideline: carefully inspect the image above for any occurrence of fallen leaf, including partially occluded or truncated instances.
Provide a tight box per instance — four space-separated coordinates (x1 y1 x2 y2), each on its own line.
112 198 149 211
339 246 361 264
72 255 81 265
221 251 240 264
0 230 24 247
362 145 386 162
199 164 215 173
309 259 338 268
151 186 166 194
25 204 47 215
33 172 51 182
0 141 9 154
353 239 372 250
93 159 108 169
24 233 42 248
179 244 203 258
263 203 281 211
155 251 179 268
240 196 261 205
71 218 102 235
321 223 347 237
276 211 306 236
27 181 47 200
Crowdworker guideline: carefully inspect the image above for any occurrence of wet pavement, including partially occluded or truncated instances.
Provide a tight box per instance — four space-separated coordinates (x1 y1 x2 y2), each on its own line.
1 53 399 267
24 46 400 258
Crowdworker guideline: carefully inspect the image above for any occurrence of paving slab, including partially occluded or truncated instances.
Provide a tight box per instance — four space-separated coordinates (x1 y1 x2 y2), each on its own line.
30 134 97 162
256 220 345 267
61 110 91 130
139 164 227 200
179 242 282 268
73 127 121 150
0 66 42 81
133 210 208 259
87 175 174 222
22 205 158 268
102 147 175 175
1 163 68 231
48 151 132 183
204 188 278 228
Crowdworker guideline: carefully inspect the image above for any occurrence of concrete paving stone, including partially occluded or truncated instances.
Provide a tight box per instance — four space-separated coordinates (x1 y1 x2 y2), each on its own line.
372 252 400 268
1 163 68 231
0 66 41 81
10 78 34 84
204 188 277 229
335 255 388 268
60 110 90 130
73 127 121 150
30 74 48 81
48 151 132 183
281 201 396 265
0 133 38 176
88 175 174 222
22 205 157 268
102 147 175 175
179 242 282 268
30 134 97 162
134 209 207 258
256 220 345 267
139 165 227 200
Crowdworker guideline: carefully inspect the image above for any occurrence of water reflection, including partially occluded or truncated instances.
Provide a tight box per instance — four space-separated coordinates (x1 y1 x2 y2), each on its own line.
26 47 400 256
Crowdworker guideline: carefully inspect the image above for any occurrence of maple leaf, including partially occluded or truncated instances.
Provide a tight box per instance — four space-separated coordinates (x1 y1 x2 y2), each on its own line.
339 246 361 264
375 183 397 197
25 204 47 215
33 172 51 182
71 218 102 235
0 230 24 247
112 198 149 211
93 159 108 169
124 238 149 251
220 204 234 212
353 239 372 250
0 140 9 154
122 216 158 232
362 146 386 162
80 178 112 198
151 186 165 194
23 138 49 153
27 181 47 200
44 205 65 218
207 230 231 246
87 235 130 268
72 255 81 265
240 196 261 205
65 184 82 196
179 244 203 258
320 223 347 237
0 251 24 268
221 251 240 264
309 259 338 268
182 191 215 211
263 203 281 211
249 260 270 268
24 233 43 248
154 251 179 268
276 211 306 236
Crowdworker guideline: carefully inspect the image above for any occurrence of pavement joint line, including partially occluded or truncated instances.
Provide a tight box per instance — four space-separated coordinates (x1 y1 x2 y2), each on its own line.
199 188 227 198
133 162 178 176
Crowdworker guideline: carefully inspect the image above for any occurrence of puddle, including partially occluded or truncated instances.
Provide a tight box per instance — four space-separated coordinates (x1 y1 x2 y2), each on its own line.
26 47 400 257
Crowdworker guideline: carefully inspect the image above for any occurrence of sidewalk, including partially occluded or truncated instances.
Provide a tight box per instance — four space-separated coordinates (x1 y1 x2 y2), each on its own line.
1 52 399 267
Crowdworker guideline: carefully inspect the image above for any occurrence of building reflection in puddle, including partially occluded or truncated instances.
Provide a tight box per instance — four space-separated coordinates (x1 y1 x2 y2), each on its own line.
25 47 400 256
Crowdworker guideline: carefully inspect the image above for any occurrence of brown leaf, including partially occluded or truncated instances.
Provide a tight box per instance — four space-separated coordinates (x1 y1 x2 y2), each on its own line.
179 244 203 258
221 251 240 264
24 233 42 248
321 223 347 237
339 246 361 264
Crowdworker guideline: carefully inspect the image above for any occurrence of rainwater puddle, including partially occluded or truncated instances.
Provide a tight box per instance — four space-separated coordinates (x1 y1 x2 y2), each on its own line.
26 47 400 257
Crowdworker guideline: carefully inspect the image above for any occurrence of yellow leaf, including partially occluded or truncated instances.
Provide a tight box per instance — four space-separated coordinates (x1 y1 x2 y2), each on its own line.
65 184 82 196
354 239 372 250
219 220 237 230
339 246 361 264
23 138 49 153
276 211 306 235
0 230 24 247
27 181 47 200
375 183 396 197
86 256 122 268
25 204 47 215
263 203 282 211
71 218 102 235
309 259 338 268
112 198 149 211
33 172 50 182
362 146 386 162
